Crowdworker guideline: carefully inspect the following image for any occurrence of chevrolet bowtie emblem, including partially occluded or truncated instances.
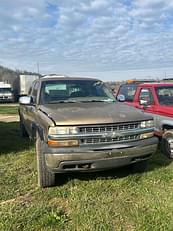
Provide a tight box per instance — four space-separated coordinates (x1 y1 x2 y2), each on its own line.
102 132 122 138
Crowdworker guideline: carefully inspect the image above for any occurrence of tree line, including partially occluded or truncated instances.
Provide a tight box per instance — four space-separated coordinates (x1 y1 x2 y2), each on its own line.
0 65 39 84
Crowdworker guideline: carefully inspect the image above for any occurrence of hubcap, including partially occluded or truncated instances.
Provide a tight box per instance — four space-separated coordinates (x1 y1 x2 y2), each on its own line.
166 137 173 154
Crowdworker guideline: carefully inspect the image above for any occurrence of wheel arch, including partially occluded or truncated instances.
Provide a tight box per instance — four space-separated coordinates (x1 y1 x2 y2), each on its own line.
32 123 45 141
162 124 173 132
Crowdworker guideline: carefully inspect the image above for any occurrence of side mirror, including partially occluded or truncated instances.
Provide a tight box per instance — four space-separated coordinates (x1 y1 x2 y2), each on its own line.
139 99 149 106
19 96 32 105
117 94 125 102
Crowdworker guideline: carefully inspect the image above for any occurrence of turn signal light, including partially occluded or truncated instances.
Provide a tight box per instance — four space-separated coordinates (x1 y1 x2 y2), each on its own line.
48 139 79 147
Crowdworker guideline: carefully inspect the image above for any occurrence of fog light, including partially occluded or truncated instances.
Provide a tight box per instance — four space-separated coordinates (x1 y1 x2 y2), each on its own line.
48 139 79 147
140 132 154 139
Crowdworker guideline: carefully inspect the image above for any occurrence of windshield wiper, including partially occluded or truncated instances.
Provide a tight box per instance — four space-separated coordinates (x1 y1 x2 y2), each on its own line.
49 100 77 103
48 99 115 104
78 99 115 103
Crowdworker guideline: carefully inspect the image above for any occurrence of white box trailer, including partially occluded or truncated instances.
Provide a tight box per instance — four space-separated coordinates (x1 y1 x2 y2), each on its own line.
0 82 14 102
19 75 39 95
13 75 39 100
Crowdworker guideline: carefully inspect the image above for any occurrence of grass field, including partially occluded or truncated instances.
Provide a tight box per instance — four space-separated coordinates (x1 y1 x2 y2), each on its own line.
0 122 173 231
0 105 18 114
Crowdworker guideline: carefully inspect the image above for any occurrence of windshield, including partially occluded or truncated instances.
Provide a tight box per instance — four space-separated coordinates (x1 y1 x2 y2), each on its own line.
156 86 173 105
40 80 116 104
118 84 137 102
0 88 12 93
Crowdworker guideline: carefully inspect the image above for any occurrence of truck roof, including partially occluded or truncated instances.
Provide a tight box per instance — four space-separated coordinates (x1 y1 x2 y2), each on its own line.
40 76 100 82
138 82 173 87
41 74 68 78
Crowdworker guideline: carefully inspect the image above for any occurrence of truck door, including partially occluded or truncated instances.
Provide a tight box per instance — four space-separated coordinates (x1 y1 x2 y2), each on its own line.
25 81 40 137
136 88 156 113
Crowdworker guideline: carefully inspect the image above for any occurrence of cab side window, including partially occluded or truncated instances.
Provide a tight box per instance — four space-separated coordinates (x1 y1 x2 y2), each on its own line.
138 88 154 105
28 87 32 95
31 81 40 104
118 84 137 102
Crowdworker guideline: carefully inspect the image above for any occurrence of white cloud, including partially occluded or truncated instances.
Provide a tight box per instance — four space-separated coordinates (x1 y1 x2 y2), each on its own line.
81 0 109 12
0 0 173 80
130 0 173 27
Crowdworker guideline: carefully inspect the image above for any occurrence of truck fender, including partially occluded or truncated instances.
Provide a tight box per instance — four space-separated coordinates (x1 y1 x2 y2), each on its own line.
154 115 173 133
161 119 173 129
32 123 44 141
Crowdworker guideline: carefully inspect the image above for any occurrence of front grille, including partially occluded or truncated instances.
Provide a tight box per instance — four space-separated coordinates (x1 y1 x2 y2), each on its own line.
0 96 9 99
78 122 141 145
81 134 140 144
79 122 140 134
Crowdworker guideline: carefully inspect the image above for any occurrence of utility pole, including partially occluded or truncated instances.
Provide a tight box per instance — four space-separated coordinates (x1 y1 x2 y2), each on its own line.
37 62 40 74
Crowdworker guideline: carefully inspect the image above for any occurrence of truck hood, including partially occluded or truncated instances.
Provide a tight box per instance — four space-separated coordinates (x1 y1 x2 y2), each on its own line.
39 102 152 126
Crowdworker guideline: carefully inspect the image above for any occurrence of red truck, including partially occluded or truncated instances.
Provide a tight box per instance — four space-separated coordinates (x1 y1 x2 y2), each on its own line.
116 81 173 158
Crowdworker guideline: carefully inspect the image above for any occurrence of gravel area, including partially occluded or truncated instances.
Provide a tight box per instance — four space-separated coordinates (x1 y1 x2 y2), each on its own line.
0 114 19 122
0 103 18 107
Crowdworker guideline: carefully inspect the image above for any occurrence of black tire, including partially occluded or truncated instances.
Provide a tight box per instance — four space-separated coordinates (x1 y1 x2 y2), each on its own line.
129 160 148 173
36 132 55 187
161 130 173 159
20 119 28 138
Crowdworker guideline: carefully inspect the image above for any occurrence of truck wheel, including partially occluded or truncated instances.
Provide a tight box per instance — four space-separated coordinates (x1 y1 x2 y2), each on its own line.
20 119 28 138
129 160 148 173
36 132 55 187
161 130 173 159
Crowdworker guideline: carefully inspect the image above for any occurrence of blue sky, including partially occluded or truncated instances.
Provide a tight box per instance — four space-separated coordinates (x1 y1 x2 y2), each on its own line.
0 0 173 81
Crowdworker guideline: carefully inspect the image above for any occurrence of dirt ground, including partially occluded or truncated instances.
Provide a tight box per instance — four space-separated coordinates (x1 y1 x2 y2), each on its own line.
0 103 18 107
0 114 19 122
0 103 19 122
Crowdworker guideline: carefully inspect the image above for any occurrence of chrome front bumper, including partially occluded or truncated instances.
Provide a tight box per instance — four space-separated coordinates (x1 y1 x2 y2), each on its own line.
44 137 158 173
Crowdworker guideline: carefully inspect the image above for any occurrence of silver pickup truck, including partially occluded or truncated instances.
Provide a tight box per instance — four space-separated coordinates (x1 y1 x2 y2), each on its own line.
19 75 158 187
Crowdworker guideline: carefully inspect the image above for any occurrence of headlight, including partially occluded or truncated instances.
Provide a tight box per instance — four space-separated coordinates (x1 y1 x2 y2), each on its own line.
140 120 154 128
48 126 79 135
